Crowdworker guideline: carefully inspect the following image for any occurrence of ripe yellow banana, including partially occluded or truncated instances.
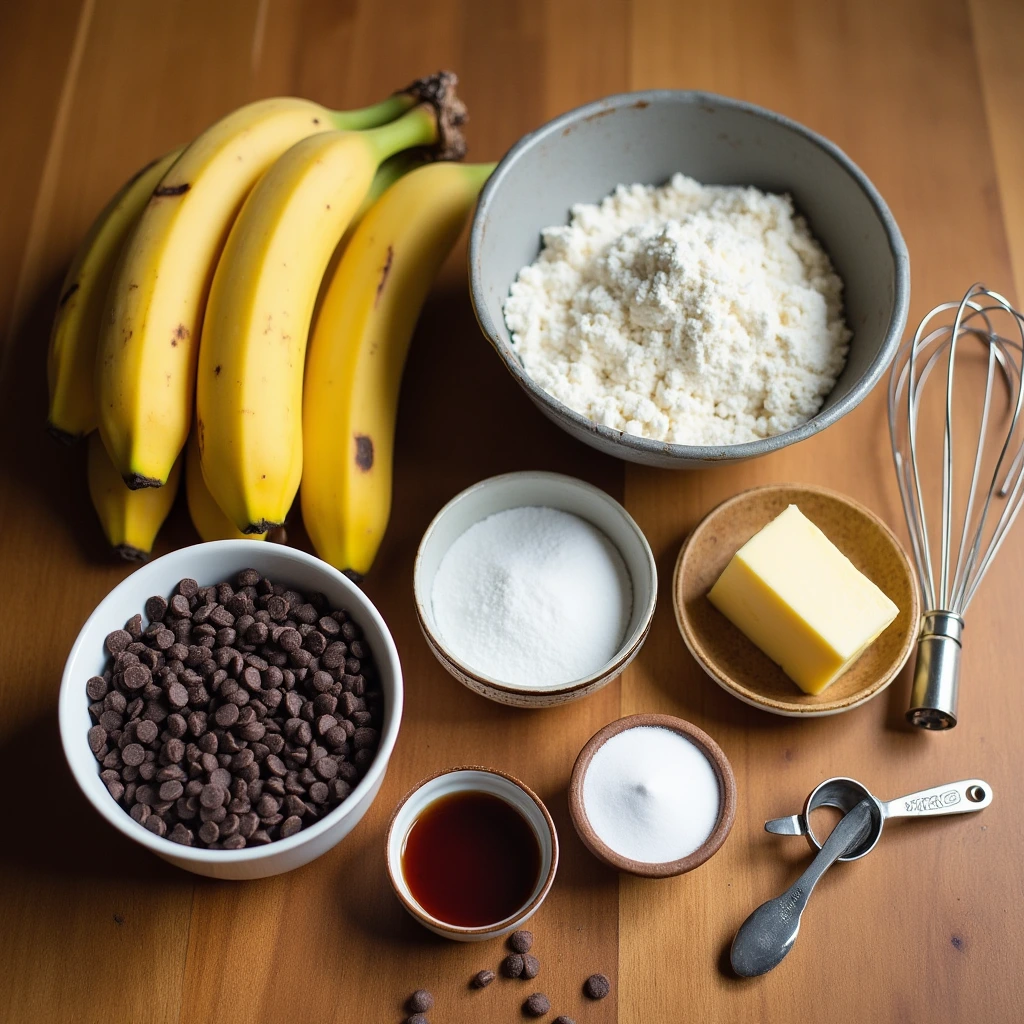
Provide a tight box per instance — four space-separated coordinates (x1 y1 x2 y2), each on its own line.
301 161 493 578
185 427 265 542
312 151 425 331
96 87 423 489
197 95 466 535
87 430 182 560
47 149 182 441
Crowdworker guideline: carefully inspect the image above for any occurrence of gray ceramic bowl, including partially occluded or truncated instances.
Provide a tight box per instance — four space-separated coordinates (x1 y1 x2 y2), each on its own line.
469 90 910 468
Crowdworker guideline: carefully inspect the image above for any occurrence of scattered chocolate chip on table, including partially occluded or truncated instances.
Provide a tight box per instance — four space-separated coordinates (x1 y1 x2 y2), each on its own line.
502 953 525 979
406 990 434 1013
470 969 495 989
584 972 611 999
507 928 533 953
523 992 550 1017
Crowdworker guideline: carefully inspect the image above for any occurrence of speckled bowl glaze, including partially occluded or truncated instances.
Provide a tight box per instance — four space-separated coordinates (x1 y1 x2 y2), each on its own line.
469 90 910 468
674 484 920 717
569 714 737 878
413 471 657 708
385 766 558 941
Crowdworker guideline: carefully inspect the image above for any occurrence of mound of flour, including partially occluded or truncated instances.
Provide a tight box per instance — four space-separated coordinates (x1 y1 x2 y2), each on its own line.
503 173 851 446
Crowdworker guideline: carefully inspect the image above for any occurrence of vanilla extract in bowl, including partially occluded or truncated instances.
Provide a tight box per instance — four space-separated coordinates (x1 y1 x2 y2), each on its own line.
401 791 541 928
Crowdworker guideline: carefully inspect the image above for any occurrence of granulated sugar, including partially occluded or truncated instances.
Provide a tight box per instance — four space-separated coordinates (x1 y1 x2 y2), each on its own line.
583 726 721 863
430 506 632 688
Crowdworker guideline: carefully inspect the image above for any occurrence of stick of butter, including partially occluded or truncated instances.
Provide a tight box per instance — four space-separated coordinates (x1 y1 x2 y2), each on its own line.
707 504 899 695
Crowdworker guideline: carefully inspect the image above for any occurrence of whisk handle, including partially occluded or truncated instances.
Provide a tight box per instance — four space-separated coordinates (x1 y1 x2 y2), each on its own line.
907 612 964 730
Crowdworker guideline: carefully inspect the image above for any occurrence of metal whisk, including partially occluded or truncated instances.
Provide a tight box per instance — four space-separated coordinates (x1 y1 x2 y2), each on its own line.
888 283 1024 729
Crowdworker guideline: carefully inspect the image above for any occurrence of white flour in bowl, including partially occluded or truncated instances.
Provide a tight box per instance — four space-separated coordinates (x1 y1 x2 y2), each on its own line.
503 173 851 446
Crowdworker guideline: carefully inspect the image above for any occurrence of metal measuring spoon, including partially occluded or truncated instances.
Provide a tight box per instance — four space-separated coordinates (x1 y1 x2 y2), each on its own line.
730 799 874 978
764 777 992 861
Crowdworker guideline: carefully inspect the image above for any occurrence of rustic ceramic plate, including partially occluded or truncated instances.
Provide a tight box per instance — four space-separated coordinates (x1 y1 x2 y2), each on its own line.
673 484 919 717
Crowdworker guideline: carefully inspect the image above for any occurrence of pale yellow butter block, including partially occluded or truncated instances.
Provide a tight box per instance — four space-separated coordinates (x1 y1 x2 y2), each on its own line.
707 504 899 695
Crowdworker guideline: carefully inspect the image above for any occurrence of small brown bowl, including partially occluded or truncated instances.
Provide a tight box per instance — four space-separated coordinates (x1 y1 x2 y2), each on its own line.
568 714 737 877
674 483 920 717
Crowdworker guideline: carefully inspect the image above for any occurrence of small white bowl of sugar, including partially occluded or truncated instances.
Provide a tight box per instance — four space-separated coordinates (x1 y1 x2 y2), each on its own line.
568 714 737 877
413 471 657 707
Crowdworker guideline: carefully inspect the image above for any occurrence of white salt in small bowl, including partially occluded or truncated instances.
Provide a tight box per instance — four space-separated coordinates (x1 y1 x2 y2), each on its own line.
413 471 657 708
568 714 737 878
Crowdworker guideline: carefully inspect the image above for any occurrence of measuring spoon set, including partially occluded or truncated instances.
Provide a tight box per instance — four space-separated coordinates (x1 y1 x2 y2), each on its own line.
731 776 993 977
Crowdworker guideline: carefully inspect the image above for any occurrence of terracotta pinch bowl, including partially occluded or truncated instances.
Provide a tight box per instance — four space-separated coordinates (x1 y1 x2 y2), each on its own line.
568 714 737 878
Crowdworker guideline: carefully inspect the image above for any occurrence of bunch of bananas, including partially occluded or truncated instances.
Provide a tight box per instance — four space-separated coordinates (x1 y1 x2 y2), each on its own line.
48 71 493 578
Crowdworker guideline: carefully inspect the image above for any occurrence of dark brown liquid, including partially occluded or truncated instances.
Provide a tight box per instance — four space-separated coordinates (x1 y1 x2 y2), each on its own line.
402 791 541 928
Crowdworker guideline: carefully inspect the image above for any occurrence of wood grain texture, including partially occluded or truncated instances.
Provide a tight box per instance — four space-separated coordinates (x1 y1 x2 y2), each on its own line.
0 1 1021 1022
970 0 1024 305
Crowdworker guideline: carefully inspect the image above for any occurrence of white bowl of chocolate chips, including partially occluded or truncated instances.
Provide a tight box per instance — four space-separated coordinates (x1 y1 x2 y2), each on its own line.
58 540 403 880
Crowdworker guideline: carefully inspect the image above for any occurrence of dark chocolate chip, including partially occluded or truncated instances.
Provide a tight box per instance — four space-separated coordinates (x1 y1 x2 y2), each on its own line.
502 954 525 979
508 929 533 953
86 676 109 700
523 993 550 1017
406 990 434 1014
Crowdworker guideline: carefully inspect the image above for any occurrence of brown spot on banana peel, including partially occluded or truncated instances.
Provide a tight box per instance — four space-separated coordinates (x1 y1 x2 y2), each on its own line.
375 247 393 306
171 324 189 346
354 435 374 471
58 283 79 307
153 182 190 197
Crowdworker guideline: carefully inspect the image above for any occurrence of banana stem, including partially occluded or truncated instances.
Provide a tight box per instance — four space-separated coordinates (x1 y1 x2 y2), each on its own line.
330 92 415 131
462 162 498 188
363 104 439 162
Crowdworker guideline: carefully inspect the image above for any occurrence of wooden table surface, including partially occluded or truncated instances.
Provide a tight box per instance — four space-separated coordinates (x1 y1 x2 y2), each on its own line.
2 1 1022 1021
